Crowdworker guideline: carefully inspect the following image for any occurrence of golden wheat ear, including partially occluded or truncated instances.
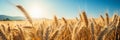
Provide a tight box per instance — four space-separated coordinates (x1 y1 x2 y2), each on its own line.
105 13 109 26
92 18 97 25
76 17 79 21
16 5 33 25
79 13 83 21
54 15 58 26
100 15 104 22
62 17 67 25
81 11 88 27
116 17 120 27
112 14 117 22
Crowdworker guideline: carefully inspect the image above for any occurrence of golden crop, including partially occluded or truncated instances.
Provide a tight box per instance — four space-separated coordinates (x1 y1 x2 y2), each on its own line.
0 5 119 40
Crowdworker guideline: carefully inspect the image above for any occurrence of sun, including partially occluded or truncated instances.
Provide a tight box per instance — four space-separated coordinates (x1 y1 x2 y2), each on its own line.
27 4 43 18
29 7 41 18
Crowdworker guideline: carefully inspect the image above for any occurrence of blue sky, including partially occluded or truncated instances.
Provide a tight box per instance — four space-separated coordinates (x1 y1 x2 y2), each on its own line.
0 0 120 19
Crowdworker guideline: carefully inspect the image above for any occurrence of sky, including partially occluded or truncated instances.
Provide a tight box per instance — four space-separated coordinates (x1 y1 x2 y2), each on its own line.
0 0 120 19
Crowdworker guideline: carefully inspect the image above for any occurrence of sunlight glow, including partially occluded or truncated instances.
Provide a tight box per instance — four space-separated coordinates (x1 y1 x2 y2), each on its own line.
27 3 44 18
25 1 54 19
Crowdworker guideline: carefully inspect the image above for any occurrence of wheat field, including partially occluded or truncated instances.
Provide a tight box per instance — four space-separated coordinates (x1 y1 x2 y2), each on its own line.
0 5 120 40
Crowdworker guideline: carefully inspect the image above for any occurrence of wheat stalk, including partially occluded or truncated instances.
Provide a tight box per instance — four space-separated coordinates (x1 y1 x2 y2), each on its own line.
92 18 97 25
54 16 58 26
97 26 108 40
0 26 8 40
43 27 49 40
105 13 109 26
100 15 104 22
79 13 83 21
109 14 118 27
90 22 95 40
16 5 33 25
116 17 120 40
81 11 88 27
17 27 25 40
116 17 120 27
49 30 58 40
112 14 117 22
76 17 79 21
62 17 67 25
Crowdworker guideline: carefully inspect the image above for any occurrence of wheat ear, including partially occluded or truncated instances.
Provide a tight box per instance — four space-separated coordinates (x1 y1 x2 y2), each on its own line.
105 13 109 26
81 11 88 27
16 5 33 25
54 15 58 26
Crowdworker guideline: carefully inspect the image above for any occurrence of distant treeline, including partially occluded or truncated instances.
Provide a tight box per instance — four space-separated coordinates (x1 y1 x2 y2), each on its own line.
0 18 24 21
